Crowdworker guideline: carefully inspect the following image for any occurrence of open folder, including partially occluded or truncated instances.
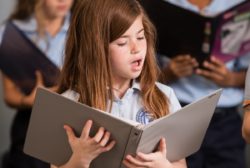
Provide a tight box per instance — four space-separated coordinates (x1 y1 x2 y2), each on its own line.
0 22 60 94
140 0 250 63
24 88 222 168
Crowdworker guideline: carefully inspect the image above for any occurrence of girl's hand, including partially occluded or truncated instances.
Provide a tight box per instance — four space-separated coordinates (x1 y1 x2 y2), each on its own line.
123 138 187 168
195 56 235 87
61 120 116 168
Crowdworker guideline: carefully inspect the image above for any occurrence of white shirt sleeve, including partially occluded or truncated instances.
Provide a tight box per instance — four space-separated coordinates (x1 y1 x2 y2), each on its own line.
61 90 80 101
168 87 182 113
156 82 182 114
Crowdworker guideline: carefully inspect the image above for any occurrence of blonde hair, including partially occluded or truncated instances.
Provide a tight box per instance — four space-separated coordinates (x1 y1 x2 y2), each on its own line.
34 0 46 37
59 0 170 118
9 0 44 36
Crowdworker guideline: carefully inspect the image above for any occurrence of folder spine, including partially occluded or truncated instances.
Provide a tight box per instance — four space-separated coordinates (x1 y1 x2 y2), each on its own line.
120 127 143 168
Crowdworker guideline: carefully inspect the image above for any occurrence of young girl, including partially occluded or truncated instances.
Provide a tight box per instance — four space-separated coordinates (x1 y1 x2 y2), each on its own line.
52 0 187 167
1 0 74 167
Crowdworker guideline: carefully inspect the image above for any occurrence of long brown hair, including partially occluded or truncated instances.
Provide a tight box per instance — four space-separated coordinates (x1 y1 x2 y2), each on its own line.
9 0 37 20
59 0 170 118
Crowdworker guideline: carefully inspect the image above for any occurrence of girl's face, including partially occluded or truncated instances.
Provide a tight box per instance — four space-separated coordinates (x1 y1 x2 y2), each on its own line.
109 16 147 84
44 0 74 18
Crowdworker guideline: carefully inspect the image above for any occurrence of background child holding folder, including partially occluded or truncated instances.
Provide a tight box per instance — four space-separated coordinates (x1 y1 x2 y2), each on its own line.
0 0 75 167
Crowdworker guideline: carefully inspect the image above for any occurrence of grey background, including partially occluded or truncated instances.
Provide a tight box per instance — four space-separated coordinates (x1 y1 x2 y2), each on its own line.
0 0 16 165
0 0 249 167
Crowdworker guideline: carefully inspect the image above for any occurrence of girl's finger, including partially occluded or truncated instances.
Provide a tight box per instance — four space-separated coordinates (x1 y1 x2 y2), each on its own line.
125 155 147 167
93 127 105 143
80 120 93 139
158 138 167 156
64 125 76 144
102 140 116 152
136 152 154 162
99 131 111 147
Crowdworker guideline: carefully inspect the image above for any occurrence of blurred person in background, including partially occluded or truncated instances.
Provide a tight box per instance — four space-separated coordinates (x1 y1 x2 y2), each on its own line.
159 0 249 167
0 0 75 167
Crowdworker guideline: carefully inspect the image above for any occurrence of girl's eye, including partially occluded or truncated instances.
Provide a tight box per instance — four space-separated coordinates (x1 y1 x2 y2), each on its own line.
117 42 127 46
137 36 145 40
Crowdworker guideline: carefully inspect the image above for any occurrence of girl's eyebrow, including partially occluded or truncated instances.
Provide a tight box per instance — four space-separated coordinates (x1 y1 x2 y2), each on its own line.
137 28 144 34
120 28 144 38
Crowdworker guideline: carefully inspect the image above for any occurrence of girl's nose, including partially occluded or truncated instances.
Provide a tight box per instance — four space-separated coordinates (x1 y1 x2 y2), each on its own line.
131 49 139 54
130 41 140 54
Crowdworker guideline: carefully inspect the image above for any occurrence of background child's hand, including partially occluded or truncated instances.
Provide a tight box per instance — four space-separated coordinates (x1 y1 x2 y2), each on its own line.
123 138 186 168
24 71 60 106
196 56 237 87
62 120 116 168
22 71 44 107
168 55 198 78
161 55 198 83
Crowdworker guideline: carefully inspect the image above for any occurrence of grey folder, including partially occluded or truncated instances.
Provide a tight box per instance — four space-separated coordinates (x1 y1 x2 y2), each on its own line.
24 88 222 168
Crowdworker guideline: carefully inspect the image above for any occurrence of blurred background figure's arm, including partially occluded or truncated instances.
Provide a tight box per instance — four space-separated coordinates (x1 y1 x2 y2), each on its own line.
243 63 250 143
243 105 250 143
